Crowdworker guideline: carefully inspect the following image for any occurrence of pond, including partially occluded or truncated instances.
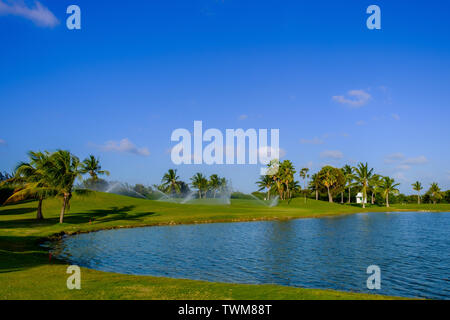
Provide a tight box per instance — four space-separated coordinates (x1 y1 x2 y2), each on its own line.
51 212 450 299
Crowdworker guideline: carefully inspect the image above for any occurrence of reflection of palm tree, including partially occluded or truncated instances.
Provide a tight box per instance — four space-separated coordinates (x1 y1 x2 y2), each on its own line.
379 177 400 207
412 181 423 204
353 162 374 208
81 155 110 180
257 175 273 200
191 173 208 199
161 169 181 195
5 151 55 220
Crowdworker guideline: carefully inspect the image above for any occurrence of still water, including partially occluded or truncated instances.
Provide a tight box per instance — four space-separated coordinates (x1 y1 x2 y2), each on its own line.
52 212 450 299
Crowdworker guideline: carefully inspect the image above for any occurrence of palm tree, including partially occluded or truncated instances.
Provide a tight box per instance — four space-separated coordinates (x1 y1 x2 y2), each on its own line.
161 169 182 195
342 165 354 204
353 162 374 208
208 174 221 198
309 173 320 201
318 166 338 203
81 155 110 181
428 182 442 204
280 160 296 200
45 150 84 223
3 151 55 220
267 160 284 200
412 181 423 204
299 168 309 203
379 176 400 207
369 174 382 205
256 175 273 200
190 173 208 199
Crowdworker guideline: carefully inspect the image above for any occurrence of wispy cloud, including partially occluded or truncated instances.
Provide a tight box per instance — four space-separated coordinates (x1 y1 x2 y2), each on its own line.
97 138 150 156
300 137 324 145
391 113 400 121
238 114 248 120
385 153 428 170
320 150 343 159
356 120 366 126
403 155 428 165
0 0 58 27
332 89 371 107
384 152 405 164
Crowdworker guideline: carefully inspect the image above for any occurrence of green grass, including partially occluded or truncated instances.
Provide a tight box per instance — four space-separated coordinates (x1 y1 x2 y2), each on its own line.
2 192 447 300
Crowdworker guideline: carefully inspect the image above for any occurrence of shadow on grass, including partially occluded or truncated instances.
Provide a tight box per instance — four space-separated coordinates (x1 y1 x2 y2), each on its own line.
0 207 37 216
0 235 63 274
0 205 157 229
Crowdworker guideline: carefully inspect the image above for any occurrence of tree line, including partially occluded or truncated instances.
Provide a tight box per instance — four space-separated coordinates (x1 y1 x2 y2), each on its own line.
256 160 448 207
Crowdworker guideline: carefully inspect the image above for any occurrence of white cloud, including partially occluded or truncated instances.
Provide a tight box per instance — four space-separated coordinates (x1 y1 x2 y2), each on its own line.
356 120 366 126
332 90 371 107
391 113 400 120
397 164 411 171
238 114 248 120
300 137 324 145
0 0 59 27
320 150 343 159
393 172 407 181
98 138 150 156
384 152 405 164
403 156 428 165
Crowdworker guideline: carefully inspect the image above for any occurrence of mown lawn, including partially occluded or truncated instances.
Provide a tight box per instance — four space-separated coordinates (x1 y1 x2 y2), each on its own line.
2 192 447 300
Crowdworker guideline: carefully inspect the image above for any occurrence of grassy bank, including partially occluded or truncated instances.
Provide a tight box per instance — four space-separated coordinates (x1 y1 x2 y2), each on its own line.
2 192 447 300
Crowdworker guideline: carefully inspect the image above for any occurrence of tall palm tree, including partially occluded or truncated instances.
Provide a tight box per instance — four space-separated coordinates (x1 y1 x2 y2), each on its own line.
309 173 320 201
267 160 284 200
81 155 110 181
379 176 400 207
280 160 296 200
190 173 208 199
369 174 382 205
45 150 84 223
4 151 55 220
353 162 374 208
412 181 423 204
256 175 273 200
299 168 310 203
208 174 221 198
161 169 182 195
342 165 354 204
318 166 338 203
428 182 442 205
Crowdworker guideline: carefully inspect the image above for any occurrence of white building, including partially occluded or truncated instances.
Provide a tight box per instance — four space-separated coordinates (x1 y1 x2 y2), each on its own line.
356 192 367 204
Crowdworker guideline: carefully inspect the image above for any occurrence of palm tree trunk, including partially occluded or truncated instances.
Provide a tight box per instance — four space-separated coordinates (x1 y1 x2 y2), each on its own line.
327 187 333 203
371 192 375 205
362 190 366 208
198 191 201 199
315 189 318 201
341 192 344 204
59 195 68 223
386 193 390 207
266 189 270 201
348 187 351 204
36 197 44 220
418 193 420 204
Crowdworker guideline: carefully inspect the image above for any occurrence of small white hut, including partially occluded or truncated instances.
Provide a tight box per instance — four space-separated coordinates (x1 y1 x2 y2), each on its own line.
356 192 367 204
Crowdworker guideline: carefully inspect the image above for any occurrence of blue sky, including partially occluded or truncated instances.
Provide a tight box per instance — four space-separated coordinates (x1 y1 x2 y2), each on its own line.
1 0 449 193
